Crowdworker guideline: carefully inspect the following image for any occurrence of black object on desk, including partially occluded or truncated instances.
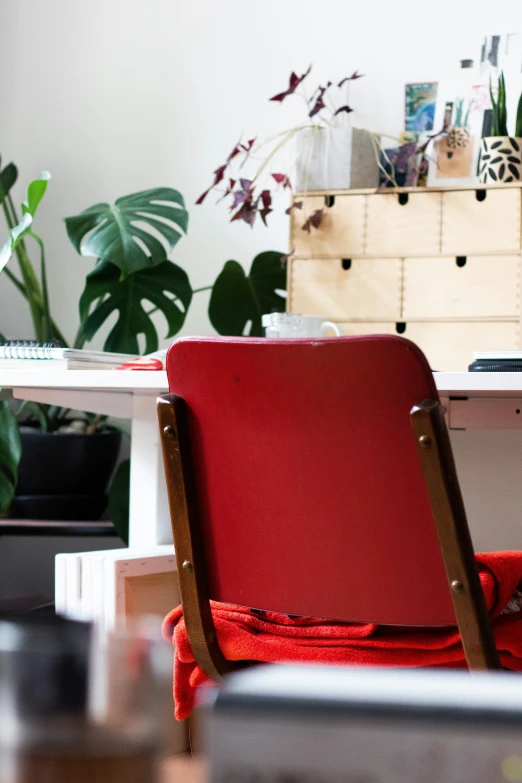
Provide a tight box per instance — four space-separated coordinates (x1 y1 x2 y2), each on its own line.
469 352 522 372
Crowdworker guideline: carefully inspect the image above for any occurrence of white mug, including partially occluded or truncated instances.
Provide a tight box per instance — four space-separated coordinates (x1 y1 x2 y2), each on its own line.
262 312 341 338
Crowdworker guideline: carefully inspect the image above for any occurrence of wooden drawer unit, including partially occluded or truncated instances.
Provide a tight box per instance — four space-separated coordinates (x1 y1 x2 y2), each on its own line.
366 191 442 256
288 185 522 372
288 257 402 320
403 255 521 320
291 194 366 258
441 187 521 255
404 321 520 371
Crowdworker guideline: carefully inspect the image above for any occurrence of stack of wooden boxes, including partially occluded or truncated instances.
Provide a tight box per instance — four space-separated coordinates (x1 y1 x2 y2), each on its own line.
287 184 522 370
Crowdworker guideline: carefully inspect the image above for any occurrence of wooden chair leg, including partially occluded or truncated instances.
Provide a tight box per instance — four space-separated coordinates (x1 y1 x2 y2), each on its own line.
411 399 501 671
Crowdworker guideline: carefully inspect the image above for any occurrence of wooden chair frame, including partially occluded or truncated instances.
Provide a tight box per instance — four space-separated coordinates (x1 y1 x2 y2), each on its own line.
158 393 500 682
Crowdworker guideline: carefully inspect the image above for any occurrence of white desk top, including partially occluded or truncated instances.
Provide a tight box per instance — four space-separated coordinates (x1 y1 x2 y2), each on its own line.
1 369 522 398
0 369 169 394
435 372 522 397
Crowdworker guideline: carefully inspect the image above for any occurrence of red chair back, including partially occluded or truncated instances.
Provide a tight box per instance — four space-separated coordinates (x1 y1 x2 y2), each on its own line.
166 335 456 626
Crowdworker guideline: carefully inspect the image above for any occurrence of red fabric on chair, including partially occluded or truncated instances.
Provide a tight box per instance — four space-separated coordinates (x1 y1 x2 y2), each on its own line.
163 551 522 720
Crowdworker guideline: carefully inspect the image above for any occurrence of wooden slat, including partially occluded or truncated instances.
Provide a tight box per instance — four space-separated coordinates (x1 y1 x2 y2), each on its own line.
441 188 521 255
403 255 521 320
291 195 366 258
366 191 442 256
405 321 520 371
288 257 402 320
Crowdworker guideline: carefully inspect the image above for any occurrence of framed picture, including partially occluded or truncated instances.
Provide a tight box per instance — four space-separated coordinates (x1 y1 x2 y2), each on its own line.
405 83 438 132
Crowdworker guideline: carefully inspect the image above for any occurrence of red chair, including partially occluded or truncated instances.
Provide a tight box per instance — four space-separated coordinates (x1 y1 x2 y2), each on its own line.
157 334 500 682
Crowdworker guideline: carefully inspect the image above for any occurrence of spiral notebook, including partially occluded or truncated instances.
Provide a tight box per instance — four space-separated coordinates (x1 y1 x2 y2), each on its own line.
0 341 133 369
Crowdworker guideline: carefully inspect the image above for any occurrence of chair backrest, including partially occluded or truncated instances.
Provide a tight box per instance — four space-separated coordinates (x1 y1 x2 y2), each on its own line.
164 334 462 627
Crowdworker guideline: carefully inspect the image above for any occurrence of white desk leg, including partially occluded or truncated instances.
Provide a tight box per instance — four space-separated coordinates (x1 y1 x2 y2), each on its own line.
129 394 172 548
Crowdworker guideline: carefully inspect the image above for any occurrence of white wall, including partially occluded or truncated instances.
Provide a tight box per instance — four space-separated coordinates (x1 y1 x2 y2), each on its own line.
1 0 521 345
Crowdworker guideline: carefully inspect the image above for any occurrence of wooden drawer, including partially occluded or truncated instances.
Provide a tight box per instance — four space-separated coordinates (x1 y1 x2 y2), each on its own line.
403 255 521 319
288 257 402 319
404 320 520 371
441 188 521 254
291 195 366 258
336 322 399 337
366 191 442 256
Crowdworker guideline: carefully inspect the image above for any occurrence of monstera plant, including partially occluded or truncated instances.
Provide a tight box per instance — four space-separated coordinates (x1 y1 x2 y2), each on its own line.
0 158 286 536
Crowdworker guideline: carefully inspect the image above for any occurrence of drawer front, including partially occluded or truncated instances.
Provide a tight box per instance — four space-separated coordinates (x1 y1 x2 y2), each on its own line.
288 257 402 319
336 322 399 337
404 321 520 372
366 192 442 256
403 255 521 319
441 188 521 255
291 195 366 258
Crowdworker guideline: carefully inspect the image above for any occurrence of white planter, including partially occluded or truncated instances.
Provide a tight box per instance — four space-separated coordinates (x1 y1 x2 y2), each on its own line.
478 136 522 183
295 126 379 191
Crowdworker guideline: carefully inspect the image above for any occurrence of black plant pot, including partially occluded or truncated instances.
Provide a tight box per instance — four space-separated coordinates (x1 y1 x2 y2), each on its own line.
11 428 121 521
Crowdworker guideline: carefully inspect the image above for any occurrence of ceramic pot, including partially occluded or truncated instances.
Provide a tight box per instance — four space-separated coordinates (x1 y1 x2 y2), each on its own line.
295 126 379 191
478 136 522 183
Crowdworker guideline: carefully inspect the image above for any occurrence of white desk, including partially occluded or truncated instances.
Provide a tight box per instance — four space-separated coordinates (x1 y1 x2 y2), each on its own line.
2 369 522 616
436 372 522 429
0 369 169 548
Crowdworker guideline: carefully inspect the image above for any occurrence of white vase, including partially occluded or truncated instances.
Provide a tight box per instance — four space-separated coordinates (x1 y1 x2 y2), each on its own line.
478 136 522 183
295 126 379 191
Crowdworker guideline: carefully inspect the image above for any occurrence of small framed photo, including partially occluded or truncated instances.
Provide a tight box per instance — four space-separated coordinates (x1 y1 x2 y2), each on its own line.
405 83 438 132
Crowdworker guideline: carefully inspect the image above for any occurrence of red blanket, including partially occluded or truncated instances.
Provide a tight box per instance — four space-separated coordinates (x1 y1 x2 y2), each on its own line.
162 551 522 720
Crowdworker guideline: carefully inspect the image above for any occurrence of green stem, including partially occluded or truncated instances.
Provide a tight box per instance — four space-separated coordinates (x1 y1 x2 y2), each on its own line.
1 185 67 345
2 267 26 297
252 126 313 185
0 177 46 339
29 231 51 341
73 325 86 350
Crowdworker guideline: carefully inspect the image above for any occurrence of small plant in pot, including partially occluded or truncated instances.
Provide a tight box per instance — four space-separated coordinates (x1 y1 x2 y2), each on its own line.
479 72 522 183
196 65 376 232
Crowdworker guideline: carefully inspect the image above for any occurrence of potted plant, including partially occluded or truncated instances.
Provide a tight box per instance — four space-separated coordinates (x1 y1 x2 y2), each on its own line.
479 72 522 183
0 161 285 539
196 66 376 232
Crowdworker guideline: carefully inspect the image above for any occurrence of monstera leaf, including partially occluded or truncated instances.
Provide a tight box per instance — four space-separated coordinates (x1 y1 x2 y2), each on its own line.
65 188 189 278
209 251 286 336
0 400 22 513
79 259 192 354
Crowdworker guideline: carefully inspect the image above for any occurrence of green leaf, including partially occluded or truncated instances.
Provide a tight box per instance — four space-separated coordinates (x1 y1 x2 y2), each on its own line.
0 400 22 513
0 171 50 275
209 251 287 336
0 163 18 199
516 92 522 138
79 259 192 354
0 213 33 274
107 458 130 545
64 188 189 278
23 171 51 217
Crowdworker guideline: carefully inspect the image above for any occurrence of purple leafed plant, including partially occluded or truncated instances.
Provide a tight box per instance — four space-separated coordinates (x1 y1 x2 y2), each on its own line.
197 66 363 230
